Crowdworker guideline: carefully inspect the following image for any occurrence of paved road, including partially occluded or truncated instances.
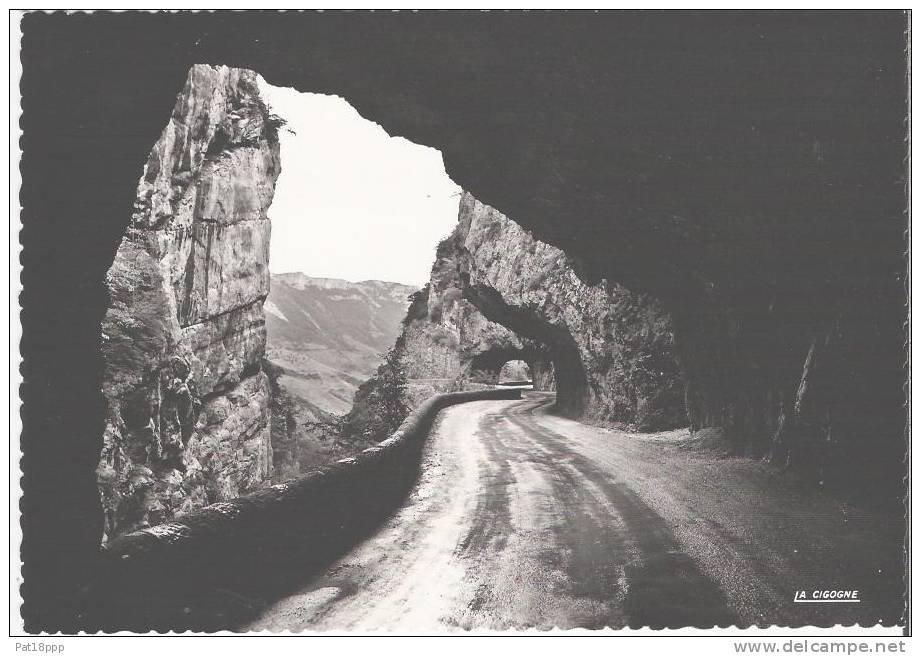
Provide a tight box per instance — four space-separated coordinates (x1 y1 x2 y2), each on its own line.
245 393 903 632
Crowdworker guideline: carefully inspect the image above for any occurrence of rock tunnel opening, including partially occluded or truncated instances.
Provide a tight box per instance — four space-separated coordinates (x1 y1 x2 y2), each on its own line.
442 192 688 430
462 279 588 416
468 347 532 384
253 79 465 481
97 67 488 540
20 15 907 632
94 63 692 544
497 360 532 385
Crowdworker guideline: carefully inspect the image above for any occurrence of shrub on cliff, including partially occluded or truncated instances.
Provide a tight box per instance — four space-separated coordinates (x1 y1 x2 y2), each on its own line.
403 285 430 327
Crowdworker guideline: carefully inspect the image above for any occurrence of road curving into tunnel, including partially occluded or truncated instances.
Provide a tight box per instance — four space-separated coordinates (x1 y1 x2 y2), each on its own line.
245 392 903 631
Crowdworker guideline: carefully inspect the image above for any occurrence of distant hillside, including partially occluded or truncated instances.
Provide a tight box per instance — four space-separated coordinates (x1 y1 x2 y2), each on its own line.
265 273 418 416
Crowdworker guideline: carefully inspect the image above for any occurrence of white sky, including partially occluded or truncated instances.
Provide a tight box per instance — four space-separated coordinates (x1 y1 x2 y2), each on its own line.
258 78 461 288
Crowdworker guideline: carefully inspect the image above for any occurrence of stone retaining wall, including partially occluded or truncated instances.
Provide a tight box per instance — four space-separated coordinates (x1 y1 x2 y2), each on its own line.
88 388 523 631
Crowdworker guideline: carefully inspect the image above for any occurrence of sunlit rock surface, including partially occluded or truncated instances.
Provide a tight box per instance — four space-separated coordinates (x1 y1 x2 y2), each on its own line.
400 235 541 390
397 192 685 430
98 65 281 539
455 193 686 429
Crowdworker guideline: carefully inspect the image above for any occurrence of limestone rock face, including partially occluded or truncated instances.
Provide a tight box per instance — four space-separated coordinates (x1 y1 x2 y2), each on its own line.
97 65 281 540
452 192 686 429
398 192 685 430
400 232 544 393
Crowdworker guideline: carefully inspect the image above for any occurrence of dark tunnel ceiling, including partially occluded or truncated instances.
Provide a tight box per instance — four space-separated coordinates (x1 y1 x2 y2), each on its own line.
21 11 907 304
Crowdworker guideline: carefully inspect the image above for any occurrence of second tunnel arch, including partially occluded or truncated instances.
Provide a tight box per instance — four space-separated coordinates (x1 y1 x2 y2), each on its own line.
466 347 556 391
497 359 531 384
461 279 588 416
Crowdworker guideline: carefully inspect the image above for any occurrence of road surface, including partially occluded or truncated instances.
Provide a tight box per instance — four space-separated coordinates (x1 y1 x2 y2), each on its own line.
245 393 903 631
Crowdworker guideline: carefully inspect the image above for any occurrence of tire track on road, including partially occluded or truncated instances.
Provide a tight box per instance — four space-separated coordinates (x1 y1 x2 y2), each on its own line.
503 397 737 629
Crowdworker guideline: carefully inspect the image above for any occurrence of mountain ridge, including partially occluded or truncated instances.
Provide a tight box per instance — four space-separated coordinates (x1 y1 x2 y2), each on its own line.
264 272 418 481
265 272 418 416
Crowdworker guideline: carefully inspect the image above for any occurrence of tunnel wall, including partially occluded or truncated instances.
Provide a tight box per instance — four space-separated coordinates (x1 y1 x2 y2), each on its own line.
531 356 556 392
19 12 907 630
86 387 522 631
